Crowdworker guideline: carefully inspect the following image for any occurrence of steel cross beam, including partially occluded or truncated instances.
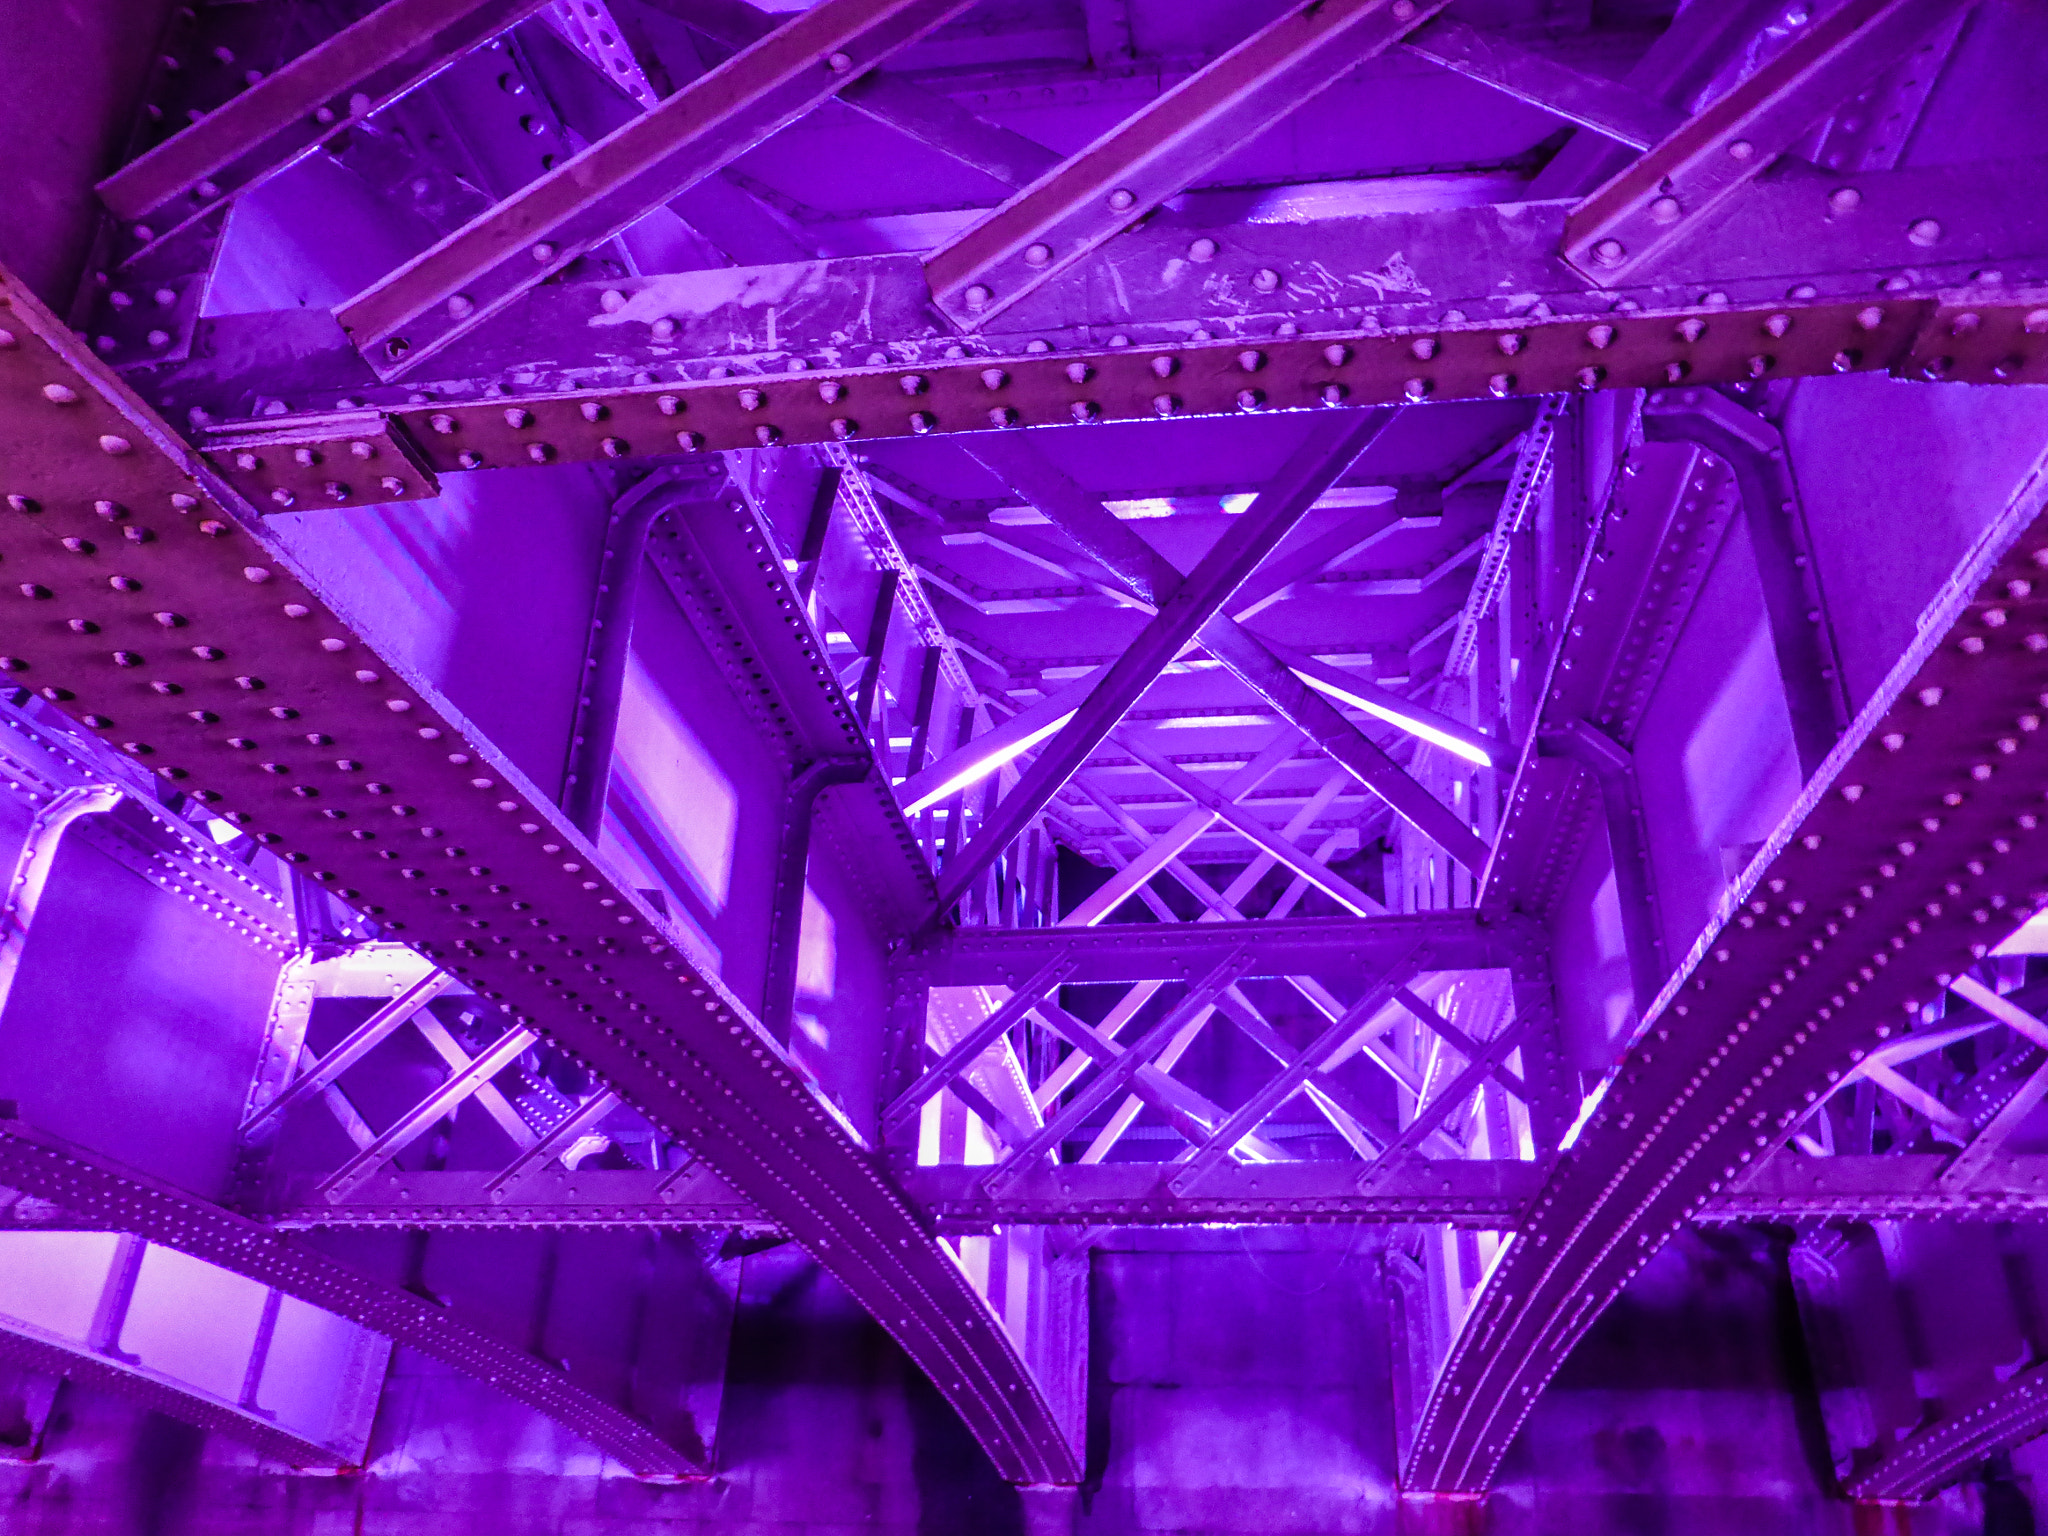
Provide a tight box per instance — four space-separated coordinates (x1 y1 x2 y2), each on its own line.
962 431 1488 870
191 282 2046 506
931 411 1385 914
1397 18 1685 152
95 0 553 255
337 0 979 377
1403 412 2048 1492
1564 0 1972 283
923 0 1450 328
0 1117 693 1471
255 1144 2048 1230
0 266 1079 1485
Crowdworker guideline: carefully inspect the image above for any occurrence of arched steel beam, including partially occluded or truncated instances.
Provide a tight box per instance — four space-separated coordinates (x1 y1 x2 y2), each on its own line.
1403 427 2048 1491
0 1326 349 1469
0 264 1078 1481
1843 1340 2048 1499
0 1117 693 1471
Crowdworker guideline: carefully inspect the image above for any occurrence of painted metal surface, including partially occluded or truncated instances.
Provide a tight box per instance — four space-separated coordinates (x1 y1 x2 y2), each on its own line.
0 260 1079 1484
1405 400 2048 1492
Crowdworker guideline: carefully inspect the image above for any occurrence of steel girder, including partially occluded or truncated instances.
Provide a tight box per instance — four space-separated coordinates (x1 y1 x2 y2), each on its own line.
134 145 2048 509
0 264 1082 1483
336 0 981 376
0 1117 701 1471
635 454 936 933
0 1222 388 1468
1402 403 2048 1492
253 1149 2048 1232
922 0 1450 330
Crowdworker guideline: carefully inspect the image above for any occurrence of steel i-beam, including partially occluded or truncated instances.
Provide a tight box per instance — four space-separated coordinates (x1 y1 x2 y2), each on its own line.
0 264 1079 1485
336 0 980 377
924 0 1450 329
1404 408 2048 1493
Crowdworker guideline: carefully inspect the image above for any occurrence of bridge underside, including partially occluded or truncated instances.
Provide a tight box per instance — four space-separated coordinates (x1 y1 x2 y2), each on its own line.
4 0 2048 1531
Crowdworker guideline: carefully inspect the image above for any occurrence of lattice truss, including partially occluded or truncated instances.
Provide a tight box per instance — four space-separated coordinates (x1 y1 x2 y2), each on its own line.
4 0 2048 1504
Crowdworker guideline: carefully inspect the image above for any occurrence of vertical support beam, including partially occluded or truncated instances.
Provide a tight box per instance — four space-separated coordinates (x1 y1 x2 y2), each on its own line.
562 472 698 835
1644 391 1849 778
762 758 870 1044
1548 720 1666 1013
934 413 1385 913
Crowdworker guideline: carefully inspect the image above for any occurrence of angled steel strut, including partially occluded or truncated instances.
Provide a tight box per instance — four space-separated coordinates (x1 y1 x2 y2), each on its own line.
0 263 1080 1485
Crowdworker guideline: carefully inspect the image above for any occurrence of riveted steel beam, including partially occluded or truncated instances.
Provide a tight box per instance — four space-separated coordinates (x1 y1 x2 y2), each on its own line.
252 1146 2048 1230
924 0 1450 329
931 411 1389 914
0 1117 696 1471
1404 397 2048 1493
1399 18 1685 151
0 263 1080 1485
336 0 979 378
97 0 553 250
1844 1357 2048 1501
639 462 936 932
896 914 1536 986
192 292 2048 514
1563 0 1973 284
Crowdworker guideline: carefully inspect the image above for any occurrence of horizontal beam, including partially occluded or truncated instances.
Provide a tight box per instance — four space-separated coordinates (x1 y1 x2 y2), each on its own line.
0 262 1079 1487
894 914 1540 986
197 287 2040 512
337 0 977 376
97 0 551 250
254 1151 2048 1230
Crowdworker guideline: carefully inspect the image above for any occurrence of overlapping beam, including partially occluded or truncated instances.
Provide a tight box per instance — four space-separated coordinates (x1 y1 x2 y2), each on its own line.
336 0 980 376
1563 0 1972 283
0 1117 691 1470
931 411 1388 913
96 0 553 252
0 264 1079 1484
1404 404 2048 1492
923 0 1449 328
962 432 1488 871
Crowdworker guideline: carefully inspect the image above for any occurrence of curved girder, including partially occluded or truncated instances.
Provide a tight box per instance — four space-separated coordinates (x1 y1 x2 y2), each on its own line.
1405 438 2048 1491
1846 1358 2048 1501
0 1326 349 1468
0 265 1077 1482
0 1118 693 1471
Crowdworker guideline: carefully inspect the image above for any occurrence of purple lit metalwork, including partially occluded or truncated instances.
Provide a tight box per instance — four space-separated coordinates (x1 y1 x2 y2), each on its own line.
3 0 2048 1529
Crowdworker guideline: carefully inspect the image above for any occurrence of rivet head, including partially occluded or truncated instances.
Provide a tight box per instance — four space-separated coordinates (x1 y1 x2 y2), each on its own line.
1188 237 1218 262
1908 218 1943 246
1023 242 1052 267
1252 268 1281 294
1107 188 1136 211
1828 186 1862 213
1591 238 1626 266
41 384 78 405
964 284 992 309
1648 195 1681 224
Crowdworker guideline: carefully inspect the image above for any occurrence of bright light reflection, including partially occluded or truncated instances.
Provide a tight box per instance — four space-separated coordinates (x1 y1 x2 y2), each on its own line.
1295 668 1495 767
901 710 1073 815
